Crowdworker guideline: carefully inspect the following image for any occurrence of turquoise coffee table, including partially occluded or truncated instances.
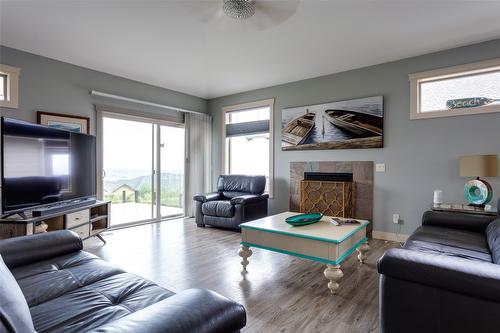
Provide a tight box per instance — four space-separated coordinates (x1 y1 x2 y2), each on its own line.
239 212 370 294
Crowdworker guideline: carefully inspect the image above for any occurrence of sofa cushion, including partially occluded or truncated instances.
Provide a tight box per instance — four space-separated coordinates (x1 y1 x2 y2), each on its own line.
12 251 125 307
202 200 235 218
0 229 82 269
203 216 237 230
217 175 266 195
404 225 492 262
85 288 247 333
29 272 174 333
422 210 495 233
222 191 250 199
11 250 175 333
0 254 35 333
486 219 500 264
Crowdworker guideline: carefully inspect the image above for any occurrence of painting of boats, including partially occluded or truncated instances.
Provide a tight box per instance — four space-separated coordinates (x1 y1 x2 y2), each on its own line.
281 96 383 150
324 110 383 137
281 112 316 145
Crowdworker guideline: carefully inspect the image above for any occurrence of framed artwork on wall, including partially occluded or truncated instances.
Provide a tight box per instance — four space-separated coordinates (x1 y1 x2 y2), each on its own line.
281 96 384 150
37 111 90 134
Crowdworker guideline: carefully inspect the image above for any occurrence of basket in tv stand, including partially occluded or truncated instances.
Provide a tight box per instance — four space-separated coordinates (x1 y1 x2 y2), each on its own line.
0 200 111 242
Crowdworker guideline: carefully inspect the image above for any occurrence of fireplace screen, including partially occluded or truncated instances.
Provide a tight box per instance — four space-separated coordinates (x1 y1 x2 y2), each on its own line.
300 173 354 217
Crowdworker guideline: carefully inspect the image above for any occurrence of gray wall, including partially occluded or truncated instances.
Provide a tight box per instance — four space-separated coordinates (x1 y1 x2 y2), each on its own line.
2 41 499 235
208 39 500 235
0 45 207 133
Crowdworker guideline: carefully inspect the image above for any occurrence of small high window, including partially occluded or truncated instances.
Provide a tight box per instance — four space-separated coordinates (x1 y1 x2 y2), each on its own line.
0 64 21 109
0 74 7 101
409 58 500 119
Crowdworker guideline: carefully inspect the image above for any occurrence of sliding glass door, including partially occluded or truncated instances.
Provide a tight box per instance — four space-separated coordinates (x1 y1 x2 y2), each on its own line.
155 125 184 218
102 114 184 227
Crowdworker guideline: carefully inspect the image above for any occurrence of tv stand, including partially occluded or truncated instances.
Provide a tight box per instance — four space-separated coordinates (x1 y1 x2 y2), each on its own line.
1 211 28 219
31 198 97 217
0 200 111 242
95 233 107 245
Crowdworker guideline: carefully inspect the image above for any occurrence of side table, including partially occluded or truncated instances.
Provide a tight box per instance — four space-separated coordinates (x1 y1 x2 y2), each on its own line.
432 203 497 216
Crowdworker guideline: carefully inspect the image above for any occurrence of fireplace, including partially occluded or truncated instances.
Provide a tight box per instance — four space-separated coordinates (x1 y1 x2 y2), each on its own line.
290 161 373 233
300 172 354 217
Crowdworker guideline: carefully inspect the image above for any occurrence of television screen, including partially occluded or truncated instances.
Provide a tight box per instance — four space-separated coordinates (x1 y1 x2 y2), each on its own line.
1 117 96 215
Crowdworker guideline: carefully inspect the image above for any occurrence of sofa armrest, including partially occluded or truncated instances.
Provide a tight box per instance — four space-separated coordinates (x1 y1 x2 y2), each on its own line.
422 210 495 233
0 230 82 269
88 289 246 333
230 194 269 205
193 192 221 203
378 248 500 302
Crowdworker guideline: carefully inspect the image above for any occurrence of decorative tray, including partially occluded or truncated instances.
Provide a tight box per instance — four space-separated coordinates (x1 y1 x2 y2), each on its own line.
285 213 323 226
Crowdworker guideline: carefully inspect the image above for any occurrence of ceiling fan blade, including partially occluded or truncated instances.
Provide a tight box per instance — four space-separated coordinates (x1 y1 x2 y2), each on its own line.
252 0 300 30
182 0 224 23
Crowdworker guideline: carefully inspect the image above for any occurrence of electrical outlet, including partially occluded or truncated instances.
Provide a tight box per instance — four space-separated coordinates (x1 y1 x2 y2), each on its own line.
375 163 386 172
393 214 400 224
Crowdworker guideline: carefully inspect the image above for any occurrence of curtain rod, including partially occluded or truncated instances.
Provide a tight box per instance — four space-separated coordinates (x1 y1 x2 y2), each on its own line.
90 90 206 116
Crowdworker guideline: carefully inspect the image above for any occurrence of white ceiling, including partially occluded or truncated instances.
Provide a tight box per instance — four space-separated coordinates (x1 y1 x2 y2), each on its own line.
1 1 500 99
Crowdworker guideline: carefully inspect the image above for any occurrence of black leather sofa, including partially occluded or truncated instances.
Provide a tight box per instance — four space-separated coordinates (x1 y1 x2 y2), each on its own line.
378 199 500 333
194 175 268 230
0 230 246 333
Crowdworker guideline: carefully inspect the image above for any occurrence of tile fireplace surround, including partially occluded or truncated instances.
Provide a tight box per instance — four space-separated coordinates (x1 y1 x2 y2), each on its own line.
290 161 374 233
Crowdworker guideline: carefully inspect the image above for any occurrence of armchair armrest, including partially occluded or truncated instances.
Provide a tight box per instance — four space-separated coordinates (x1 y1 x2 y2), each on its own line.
378 248 500 302
0 230 82 269
422 210 495 233
88 289 246 333
230 194 269 205
193 192 222 203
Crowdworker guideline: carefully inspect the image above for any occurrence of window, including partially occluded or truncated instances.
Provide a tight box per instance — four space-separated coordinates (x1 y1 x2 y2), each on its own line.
409 58 500 119
51 154 70 176
0 64 20 109
0 74 7 101
223 99 275 197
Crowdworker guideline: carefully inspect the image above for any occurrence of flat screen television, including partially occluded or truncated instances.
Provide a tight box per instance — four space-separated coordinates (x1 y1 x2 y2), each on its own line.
1 117 96 216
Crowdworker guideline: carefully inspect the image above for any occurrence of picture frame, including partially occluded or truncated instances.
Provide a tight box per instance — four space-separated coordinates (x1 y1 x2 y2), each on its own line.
281 96 384 150
37 111 90 134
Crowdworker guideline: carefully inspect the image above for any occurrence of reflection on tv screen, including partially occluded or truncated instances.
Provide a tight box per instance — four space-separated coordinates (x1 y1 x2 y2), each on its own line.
1 118 96 214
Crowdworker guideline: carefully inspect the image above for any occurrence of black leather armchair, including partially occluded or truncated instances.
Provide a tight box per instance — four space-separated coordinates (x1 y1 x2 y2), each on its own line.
378 199 500 333
0 230 246 333
194 175 268 230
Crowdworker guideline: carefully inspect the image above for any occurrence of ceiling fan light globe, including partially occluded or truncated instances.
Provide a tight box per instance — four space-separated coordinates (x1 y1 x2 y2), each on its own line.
223 0 255 20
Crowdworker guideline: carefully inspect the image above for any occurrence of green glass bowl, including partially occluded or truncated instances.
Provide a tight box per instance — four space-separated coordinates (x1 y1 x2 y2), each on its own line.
285 213 323 226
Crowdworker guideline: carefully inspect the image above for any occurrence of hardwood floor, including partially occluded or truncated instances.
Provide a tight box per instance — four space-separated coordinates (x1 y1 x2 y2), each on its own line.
85 218 397 333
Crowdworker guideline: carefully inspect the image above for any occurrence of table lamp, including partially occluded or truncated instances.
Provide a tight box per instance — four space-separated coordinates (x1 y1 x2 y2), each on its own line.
459 154 498 207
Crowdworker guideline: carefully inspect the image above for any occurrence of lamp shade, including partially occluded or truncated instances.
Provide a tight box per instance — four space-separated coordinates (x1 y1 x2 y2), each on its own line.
459 155 498 177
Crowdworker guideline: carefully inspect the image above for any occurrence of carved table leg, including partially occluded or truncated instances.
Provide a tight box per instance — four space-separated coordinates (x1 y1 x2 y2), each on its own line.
323 264 343 294
357 241 370 264
239 245 253 271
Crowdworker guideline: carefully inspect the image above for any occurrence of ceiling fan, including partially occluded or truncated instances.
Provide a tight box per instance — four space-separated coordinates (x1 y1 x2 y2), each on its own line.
187 0 300 30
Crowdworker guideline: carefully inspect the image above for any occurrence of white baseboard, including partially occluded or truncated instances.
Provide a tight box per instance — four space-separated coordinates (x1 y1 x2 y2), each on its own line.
372 230 409 243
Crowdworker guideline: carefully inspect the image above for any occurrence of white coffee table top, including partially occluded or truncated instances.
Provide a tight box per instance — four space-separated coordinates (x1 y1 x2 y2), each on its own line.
240 212 370 244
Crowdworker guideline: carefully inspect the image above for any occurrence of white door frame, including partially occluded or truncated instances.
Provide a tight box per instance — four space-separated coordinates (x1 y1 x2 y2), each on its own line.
96 109 185 227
